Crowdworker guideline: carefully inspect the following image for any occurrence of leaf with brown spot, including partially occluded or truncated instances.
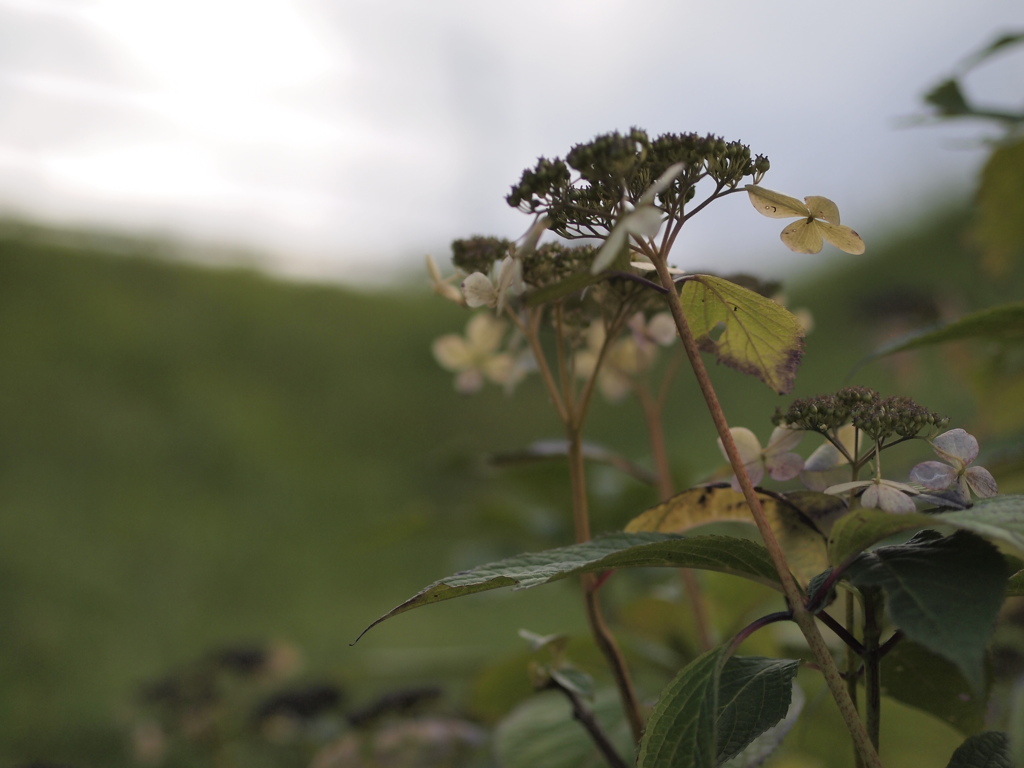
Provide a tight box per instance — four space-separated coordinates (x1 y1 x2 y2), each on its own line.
624 485 844 585
679 275 804 393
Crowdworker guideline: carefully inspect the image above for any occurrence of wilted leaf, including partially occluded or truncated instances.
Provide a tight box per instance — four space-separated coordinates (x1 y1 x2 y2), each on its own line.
356 533 782 641
944 731 1014 768
846 530 1008 690
880 640 987 735
679 275 804 394
625 485 844 584
637 647 799 768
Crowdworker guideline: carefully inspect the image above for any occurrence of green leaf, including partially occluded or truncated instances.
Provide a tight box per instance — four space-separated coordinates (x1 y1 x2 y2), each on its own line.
863 302 1024 362
879 640 987 735
356 533 782 641
924 78 971 116
625 485 842 585
945 731 1014 768
494 689 634 768
846 531 1008 690
828 495 1024 566
637 647 799 768
714 656 801 765
974 139 1024 274
679 275 803 394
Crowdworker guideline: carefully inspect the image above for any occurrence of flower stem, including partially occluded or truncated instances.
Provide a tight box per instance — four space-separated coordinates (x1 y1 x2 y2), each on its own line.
650 257 884 768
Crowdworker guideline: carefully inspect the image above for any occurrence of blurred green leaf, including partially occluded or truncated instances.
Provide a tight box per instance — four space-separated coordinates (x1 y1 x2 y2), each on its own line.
973 139 1024 275
846 530 1007 690
637 647 799 768
945 731 1013 768
880 640 987 735
1004 569 1024 597
524 269 603 306
925 79 972 116
357 533 784 640
493 689 633 768
679 275 804 394
864 302 1024 361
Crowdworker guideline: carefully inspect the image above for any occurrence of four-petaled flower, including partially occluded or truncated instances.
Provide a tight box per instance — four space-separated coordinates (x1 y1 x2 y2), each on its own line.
574 312 677 402
910 428 998 503
717 426 804 491
745 185 866 255
432 313 522 394
825 477 920 514
461 256 524 312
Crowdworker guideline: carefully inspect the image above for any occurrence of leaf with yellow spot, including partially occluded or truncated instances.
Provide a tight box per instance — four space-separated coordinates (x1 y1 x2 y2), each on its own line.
624 485 846 585
679 275 804 394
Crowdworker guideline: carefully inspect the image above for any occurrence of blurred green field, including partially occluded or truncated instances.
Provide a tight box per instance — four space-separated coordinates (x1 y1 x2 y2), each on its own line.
0 209 1018 766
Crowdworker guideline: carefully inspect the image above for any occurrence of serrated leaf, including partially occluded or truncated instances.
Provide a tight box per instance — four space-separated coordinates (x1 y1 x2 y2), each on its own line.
356 533 782 641
945 731 1014 768
637 647 799 768
880 640 987 735
828 495 1024 566
864 302 1024 362
679 275 803 394
625 485 844 585
846 530 1008 690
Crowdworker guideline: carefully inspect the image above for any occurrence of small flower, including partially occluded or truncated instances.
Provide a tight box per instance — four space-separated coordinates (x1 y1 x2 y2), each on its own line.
745 185 866 255
432 313 519 393
425 255 465 305
825 477 919 514
910 428 998 503
591 163 685 274
461 256 524 311
574 312 676 402
717 425 804 491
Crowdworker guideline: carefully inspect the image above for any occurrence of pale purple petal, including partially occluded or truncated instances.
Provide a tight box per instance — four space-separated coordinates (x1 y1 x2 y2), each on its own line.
767 452 804 481
965 466 998 498
731 461 765 492
765 425 803 455
866 484 917 514
931 428 978 466
909 461 958 491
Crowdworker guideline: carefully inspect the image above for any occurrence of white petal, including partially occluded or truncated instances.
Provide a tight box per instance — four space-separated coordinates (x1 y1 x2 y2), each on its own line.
465 312 507 352
766 425 803 455
647 313 678 346
724 427 763 465
824 480 872 495
639 162 686 205
909 461 957 491
432 335 472 370
461 272 497 308
591 226 626 274
626 205 664 237
745 186 809 219
870 484 918 514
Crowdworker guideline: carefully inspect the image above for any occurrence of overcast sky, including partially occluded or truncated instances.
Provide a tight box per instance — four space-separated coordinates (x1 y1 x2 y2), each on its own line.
0 0 1021 284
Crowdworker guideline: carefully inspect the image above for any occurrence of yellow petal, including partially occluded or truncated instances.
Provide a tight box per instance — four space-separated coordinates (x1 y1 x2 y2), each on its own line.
780 219 824 254
745 185 809 219
432 335 472 370
804 196 841 225
818 222 866 255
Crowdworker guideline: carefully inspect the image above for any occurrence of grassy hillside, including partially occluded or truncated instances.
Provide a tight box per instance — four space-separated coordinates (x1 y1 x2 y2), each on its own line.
0 209 1015 765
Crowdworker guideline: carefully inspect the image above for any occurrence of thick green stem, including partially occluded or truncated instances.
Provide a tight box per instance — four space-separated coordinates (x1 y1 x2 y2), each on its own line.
650 257 884 768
